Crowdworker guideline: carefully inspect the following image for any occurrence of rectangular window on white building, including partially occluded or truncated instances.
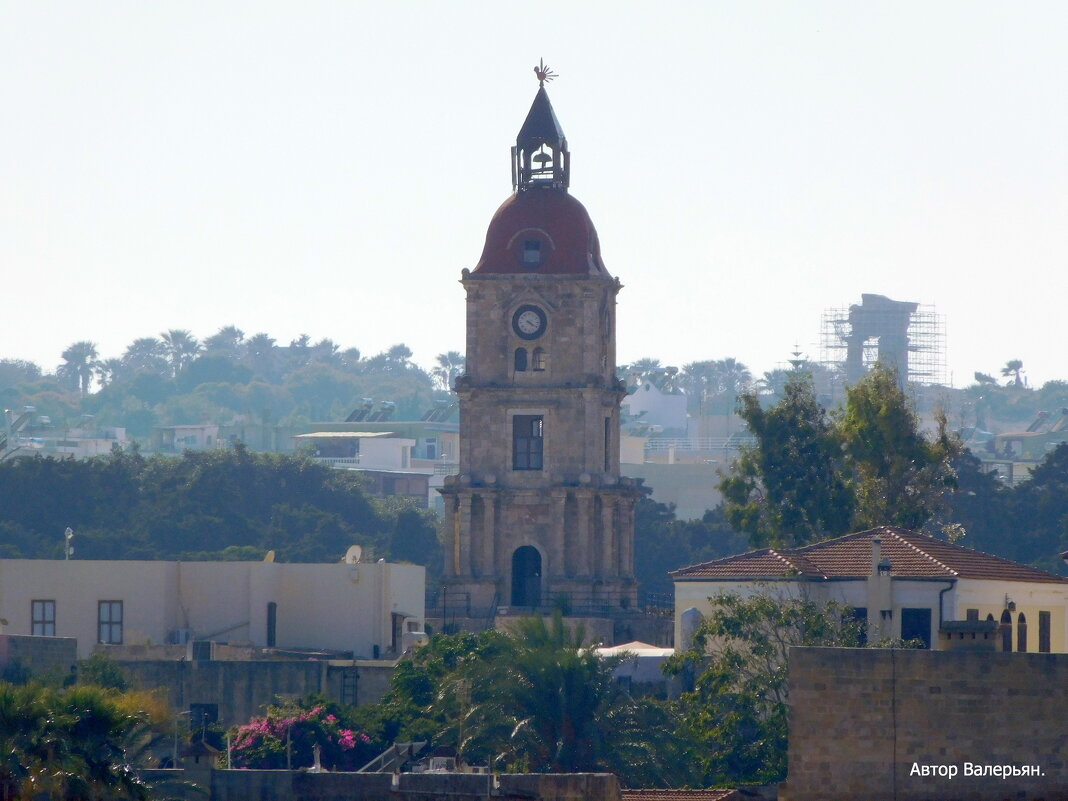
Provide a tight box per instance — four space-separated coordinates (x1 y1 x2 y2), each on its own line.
98 601 123 644
31 600 55 636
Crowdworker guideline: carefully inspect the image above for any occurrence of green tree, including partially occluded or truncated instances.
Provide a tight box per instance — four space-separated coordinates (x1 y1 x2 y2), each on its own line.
666 593 876 786
437 616 689 785
159 329 202 378
632 500 748 601
1003 442 1068 573
371 622 690 787
720 374 854 548
721 365 961 548
202 325 246 360
1001 358 1025 388
0 681 160 800
431 351 465 391
57 341 99 395
838 364 960 531
121 337 168 378
389 508 443 577
227 698 375 770
0 359 41 393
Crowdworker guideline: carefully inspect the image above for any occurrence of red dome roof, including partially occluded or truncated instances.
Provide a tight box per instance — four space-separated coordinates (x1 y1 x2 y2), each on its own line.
472 188 608 276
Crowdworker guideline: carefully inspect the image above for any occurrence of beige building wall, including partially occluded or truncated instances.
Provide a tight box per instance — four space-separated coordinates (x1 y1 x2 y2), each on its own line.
0 559 424 659
673 576 1068 653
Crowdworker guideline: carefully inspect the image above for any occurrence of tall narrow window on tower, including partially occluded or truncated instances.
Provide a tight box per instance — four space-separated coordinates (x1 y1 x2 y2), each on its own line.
604 417 612 472
513 415 544 470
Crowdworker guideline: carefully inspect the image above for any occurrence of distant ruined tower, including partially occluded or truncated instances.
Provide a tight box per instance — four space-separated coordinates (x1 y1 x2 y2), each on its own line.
820 293 946 391
439 67 643 618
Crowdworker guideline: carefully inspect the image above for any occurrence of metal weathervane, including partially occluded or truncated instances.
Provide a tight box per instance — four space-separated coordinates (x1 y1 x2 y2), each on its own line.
534 58 557 87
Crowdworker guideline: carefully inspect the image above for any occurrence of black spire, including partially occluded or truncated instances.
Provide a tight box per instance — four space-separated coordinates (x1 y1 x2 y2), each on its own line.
511 75 570 191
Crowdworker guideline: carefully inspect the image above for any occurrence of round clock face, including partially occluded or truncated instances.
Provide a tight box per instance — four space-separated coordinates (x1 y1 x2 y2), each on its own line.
512 305 547 340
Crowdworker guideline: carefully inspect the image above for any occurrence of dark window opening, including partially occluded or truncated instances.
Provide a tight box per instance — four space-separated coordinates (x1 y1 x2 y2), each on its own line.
848 607 868 646
532 347 546 371
513 415 544 470
901 607 932 649
1000 609 1013 652
515 348 528 372
98 601 123 644
266 602 277 647
1017 612 1028 653
966 608 979 621
522 239 542 267
31 600 55 637
1039 611 1051 653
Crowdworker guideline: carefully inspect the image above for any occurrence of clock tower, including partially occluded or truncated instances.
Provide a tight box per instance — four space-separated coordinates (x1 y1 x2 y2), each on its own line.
440 69 643 619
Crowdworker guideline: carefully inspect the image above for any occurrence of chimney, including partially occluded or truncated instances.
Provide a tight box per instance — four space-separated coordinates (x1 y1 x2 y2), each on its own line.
871 535 882 576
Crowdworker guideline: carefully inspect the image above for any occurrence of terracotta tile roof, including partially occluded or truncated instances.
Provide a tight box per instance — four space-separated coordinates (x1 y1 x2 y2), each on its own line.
671 527 1068 585
621 790 739 801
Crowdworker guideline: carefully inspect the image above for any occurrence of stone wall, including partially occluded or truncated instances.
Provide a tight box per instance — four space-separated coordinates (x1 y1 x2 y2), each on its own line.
121 659 391 726
191 770 620 801
782 647 1068 800
0 633 77 677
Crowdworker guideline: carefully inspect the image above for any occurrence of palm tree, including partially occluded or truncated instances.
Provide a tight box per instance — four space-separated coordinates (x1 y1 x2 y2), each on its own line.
681 360 717 414
620 357 663 389
122 337 168 377
1001 359 1025 388
202 325 246 360
244 332 278 379
95 358 128 388
712 357 752 396
449 615 682 782
0 683 152 801
57 341 99 394
432 351 465 391
159 329 201 378
387 344 413 370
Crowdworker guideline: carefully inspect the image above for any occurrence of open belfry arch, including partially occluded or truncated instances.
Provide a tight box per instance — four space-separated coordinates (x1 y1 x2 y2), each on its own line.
439 64 644 620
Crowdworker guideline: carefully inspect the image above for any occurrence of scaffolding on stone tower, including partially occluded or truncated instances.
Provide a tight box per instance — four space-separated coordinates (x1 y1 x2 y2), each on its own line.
819 294 946 395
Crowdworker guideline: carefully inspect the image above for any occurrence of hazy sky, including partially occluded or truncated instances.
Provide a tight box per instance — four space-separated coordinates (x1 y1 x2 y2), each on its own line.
3 2 1066 387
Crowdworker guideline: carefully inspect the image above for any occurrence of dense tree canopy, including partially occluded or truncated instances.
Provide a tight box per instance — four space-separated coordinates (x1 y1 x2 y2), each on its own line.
0 446 441 570
2 329 461 443
666 592 918 786
720 374 854 548
0 681 172 800
363 617 693 787
721 365 960 548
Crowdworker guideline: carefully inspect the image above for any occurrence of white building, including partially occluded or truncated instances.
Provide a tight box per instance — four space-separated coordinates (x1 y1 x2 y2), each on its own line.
0 558 425 660
672 526 1068 653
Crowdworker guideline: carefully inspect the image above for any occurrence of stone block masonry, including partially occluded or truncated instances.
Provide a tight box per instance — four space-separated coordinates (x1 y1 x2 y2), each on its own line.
782 647 1068 800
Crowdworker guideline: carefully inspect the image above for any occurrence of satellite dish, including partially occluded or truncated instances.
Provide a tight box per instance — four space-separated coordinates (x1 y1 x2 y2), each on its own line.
344 545 363 565
263 550 276 563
